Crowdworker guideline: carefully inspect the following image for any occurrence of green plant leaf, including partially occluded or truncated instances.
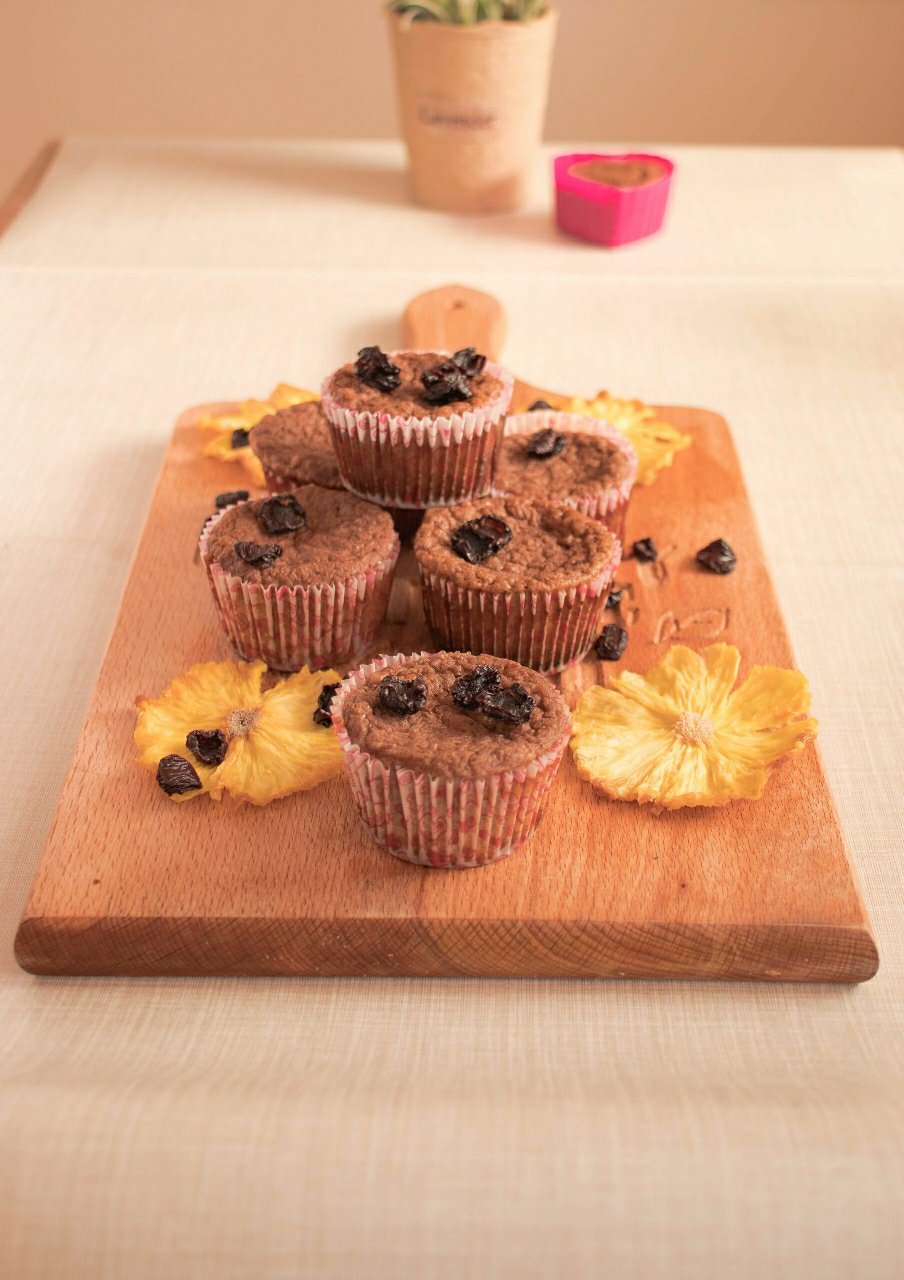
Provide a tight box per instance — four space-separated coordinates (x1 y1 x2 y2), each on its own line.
388 0 545 21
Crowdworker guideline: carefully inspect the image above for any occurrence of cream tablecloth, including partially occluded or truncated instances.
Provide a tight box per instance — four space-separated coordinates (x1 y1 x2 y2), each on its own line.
1 140 902 1279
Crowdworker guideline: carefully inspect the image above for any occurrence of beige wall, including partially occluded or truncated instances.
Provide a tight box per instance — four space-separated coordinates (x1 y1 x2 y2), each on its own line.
2 0 903 198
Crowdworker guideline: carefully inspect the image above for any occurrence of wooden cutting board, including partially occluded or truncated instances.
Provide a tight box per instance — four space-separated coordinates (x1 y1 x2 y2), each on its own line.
15 288 878 981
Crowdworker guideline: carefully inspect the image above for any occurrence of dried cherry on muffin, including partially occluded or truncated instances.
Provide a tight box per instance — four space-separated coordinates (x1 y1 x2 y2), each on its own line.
525 429 567 459
234 541 283 567
421 361 473 406
478 682 536 725
450 514 513 564
451 663 502 710
378 675 428 717
355 346 401 392
451 347 487 377
215 490 249 509
256 494 306 536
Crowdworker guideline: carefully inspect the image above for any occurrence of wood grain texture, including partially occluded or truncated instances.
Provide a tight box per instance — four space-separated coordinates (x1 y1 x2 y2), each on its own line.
402 282 603 412
14 404 878 981
402 284 507 360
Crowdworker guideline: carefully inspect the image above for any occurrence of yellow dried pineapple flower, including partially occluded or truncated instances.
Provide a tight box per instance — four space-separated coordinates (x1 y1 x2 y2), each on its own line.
571 643 817 809
198 384 318 486
135 660 342 805
565 393 692 485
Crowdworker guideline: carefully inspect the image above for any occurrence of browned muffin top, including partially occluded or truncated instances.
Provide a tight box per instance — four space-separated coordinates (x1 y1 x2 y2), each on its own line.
340 651 569 778
496 429 633 501
568 158 666 188
326 351 504 418
250 402 343 490
414 495 618 593
205 485 397 587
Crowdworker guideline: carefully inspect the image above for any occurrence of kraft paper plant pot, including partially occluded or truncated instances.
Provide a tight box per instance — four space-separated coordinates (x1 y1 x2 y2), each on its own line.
387 8 558 214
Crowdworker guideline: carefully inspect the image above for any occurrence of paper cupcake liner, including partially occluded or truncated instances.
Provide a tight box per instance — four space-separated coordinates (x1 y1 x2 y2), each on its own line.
321 353 514 509
199 507 400 672
418 544 621 674
332 652 571 869
500 411 637 540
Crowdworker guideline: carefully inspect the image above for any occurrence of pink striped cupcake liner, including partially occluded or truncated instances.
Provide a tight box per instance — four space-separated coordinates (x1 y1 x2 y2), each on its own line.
500 411 637 541
331 652 571 869
321 353 514 509
199 508 400 672
418 540 621 675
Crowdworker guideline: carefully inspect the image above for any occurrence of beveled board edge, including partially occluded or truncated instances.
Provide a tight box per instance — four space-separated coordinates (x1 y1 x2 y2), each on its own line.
15 915 879 982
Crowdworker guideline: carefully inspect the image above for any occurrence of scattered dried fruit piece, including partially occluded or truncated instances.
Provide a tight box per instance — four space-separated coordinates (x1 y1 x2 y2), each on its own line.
571 643 818 808
451 347 487 377
313 682 340 728
564 393 692 485
478 682 536 725
525 429 567 459
135 660 343 804
234 541 283 567
355 346 401 392
421 361 473 406
215 490 249 509
594 624 629 661
257 494 306 535
605 587 624 610
528 399 554 411
696 538 737 575
156 754 202 796
186 728 229 766
450 514 513 564
451 664 501 710
198 385 318 486
632 537 658 562
379 675 428 717
231 428 250 449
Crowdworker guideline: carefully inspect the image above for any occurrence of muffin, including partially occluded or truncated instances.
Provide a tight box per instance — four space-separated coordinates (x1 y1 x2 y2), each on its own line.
249 401 344 492
332 650 571 868
497 411 637 541
321 346 513 510
200 485 399 671
415 495 621 672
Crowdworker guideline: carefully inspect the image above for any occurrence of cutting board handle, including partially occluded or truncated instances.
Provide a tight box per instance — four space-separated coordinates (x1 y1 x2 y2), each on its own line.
402 284 507 360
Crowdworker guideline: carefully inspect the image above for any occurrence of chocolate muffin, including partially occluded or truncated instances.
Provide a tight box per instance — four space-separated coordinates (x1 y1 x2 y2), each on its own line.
333 650 571 868
249 401 344 492
568 158 667 188
415 495 621 672
497 411 637 540
200 485 399 671
327 351 505 418
321 347 513 510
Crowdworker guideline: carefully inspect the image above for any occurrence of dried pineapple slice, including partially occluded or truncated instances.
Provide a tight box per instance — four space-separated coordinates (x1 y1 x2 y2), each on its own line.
197 384 318 487
565 393 692 485
135 660 342 805
571 644 817 809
